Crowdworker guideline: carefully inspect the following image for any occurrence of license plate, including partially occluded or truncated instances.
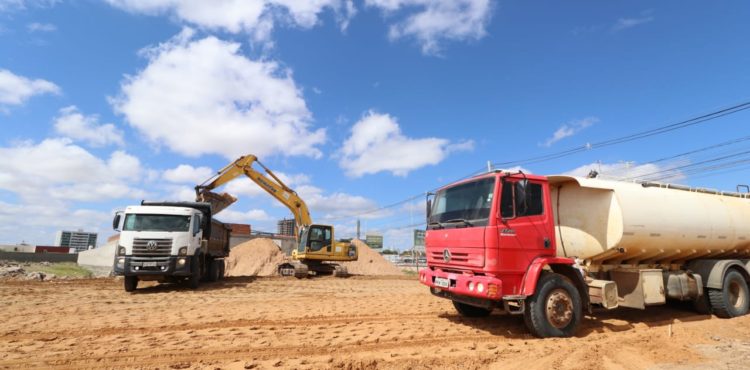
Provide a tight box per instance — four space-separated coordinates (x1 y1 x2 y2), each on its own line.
143 262 157 267
434 277 450 288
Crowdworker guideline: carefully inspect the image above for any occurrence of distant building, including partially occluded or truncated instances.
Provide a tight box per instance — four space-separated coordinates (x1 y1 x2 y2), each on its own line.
227 223 252 236
277 218 295 237
55 230 98 253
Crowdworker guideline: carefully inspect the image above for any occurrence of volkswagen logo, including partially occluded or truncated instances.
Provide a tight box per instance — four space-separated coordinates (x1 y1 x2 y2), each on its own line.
146 240 158 251
443 249 451 262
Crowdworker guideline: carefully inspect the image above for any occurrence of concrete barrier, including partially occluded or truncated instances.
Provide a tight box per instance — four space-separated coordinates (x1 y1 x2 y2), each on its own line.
77 241 116 276
0 251 78 263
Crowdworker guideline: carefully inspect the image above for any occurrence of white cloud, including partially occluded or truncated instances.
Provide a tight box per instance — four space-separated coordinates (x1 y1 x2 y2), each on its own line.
27 22 56 32
366 0 494 55
542 116 598 147
0 201 110 245
339 111 473 177
0 68 59 108
163 164 213 184
105 0 355 42
296 184 388 220
613 13 654 31
0 138 144 203
112 29 326 160
565 160 686 182
0 138 147 245
215 208 271 223
53 106 125 147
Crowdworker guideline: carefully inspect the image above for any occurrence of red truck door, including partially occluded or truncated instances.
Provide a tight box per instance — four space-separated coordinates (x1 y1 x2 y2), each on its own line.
497 178 553 276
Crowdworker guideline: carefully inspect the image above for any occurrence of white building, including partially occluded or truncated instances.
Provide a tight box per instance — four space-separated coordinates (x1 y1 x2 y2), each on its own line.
55 230 98 253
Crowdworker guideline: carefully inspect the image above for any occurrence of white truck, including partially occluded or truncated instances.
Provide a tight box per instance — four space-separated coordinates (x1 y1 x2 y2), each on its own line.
112 201 229 292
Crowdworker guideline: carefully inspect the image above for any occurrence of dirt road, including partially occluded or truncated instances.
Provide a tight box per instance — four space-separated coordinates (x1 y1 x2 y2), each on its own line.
2 276 750 370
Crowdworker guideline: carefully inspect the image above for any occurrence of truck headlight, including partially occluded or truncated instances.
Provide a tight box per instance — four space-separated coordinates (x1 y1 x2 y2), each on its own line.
117 258 125 268
178 247 188 256
177 258 186 266
117 246 126 256
477 283 485 293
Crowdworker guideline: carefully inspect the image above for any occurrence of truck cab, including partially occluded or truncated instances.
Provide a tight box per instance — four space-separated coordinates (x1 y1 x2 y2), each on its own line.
113 201 228 292
419 171 586 337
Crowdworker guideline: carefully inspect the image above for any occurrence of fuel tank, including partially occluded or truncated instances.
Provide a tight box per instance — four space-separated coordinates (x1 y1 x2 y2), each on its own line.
548 176 750 265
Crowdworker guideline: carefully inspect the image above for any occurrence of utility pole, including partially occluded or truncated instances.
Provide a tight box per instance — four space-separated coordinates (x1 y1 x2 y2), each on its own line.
356 219 360 240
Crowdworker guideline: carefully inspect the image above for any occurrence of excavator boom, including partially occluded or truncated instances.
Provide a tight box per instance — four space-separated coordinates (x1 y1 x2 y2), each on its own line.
195 155 312 235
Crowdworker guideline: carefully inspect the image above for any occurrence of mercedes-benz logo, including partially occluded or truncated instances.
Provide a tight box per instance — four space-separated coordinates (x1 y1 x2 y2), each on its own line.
443 249 451 262
146 240 158 251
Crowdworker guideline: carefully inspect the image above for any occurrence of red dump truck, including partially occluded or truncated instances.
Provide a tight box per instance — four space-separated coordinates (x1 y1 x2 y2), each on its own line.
419 171 750 337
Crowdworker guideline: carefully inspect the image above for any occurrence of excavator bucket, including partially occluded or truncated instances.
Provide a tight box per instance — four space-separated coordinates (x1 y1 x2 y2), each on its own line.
196 190 237 215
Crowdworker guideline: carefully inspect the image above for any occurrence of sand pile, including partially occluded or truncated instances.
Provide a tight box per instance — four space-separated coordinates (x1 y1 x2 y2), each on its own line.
225 238 286 277
340 240 403 276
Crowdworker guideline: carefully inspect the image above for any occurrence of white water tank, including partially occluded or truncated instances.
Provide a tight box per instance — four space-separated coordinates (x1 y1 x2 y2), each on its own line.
548 176 750 265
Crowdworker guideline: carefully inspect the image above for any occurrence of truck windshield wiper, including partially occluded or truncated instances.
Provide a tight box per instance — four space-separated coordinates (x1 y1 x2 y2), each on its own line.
428 221 445 229
444 218 473 227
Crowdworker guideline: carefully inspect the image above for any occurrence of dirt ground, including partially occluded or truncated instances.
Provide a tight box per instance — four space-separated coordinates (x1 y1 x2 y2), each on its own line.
2 276 750 370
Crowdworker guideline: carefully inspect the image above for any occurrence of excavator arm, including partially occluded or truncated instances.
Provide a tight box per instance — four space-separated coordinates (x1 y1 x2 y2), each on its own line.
195 155 312 235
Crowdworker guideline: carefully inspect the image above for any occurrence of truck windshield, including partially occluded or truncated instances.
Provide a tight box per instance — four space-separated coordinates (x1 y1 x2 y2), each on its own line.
123 214 191 232
429 178 495 228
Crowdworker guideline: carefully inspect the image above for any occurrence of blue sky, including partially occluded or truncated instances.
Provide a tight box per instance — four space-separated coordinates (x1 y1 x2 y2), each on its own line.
1 0 749 249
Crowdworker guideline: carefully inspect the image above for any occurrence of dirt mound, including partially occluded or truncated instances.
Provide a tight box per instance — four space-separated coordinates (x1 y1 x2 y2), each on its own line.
224 238 286 277
340 239 403 276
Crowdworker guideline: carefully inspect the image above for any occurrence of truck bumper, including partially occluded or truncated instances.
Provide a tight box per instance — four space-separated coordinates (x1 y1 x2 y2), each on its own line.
419 267 503 302
113 256 193 277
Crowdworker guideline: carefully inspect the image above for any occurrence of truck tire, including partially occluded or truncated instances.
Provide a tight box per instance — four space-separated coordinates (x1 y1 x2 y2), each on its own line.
124 276 138 292
207 258 221 282
709 269 749 318
218 260 225 280
453 301 491 317
523 273 583 338
188 255 201 290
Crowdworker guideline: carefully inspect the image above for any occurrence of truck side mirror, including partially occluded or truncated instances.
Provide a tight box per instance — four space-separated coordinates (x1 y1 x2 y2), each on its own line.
112 212 122 231
425 193 433 220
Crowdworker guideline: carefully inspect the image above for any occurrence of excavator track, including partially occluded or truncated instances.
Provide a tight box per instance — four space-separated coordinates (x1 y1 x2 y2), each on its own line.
278 262 309 279
277 261 348 278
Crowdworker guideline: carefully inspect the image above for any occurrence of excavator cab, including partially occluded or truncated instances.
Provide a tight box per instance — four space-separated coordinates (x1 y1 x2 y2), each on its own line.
299 225 332 253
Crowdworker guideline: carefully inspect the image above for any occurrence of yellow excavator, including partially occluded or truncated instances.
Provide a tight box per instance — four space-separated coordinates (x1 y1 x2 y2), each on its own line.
195 154 357 278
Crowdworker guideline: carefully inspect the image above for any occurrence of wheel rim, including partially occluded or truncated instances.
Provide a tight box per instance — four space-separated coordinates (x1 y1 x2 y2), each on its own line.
728 279 747 310
546 288 574 329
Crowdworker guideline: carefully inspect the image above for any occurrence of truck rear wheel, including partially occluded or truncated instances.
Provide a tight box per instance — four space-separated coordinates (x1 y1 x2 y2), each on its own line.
453 301 491 317
206 258 221 282
709 269 749 318
524 273 582 338
124 276 138 292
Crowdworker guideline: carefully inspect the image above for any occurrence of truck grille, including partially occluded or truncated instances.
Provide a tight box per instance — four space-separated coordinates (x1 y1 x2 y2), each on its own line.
430 250 470 263
132 238 172 257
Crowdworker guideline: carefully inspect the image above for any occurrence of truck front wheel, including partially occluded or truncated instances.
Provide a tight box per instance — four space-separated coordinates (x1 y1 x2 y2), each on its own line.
188 255 202 289
453 301 491 317
709 269 749 318
124 276 138 292
524 273 582 338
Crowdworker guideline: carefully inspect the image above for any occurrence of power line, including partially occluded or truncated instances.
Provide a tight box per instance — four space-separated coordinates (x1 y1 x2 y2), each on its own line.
492 100 750 167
